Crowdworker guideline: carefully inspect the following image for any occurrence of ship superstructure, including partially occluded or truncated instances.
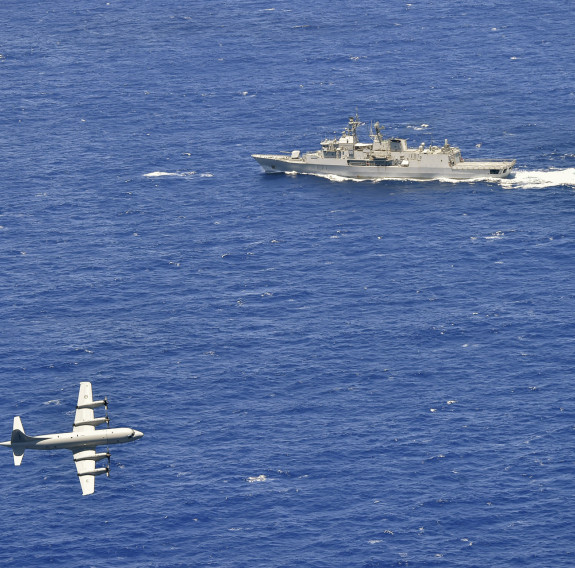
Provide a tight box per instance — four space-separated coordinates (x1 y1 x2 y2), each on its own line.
252 115 516 180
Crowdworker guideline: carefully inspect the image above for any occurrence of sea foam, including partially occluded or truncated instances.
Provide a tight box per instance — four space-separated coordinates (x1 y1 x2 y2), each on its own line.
501 168 575 189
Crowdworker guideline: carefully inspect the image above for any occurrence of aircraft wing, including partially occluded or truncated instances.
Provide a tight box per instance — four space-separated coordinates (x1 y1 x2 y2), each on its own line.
74 382 108 432
74 449 97 495
73 449 110 495
74 382 95 432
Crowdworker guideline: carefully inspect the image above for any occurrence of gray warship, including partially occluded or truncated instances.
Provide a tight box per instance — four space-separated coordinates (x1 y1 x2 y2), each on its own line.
252 115 516 180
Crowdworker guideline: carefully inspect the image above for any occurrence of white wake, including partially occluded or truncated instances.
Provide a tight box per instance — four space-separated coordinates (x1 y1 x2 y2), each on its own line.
287 168 575 188
143 171 213 178
501 168 575 189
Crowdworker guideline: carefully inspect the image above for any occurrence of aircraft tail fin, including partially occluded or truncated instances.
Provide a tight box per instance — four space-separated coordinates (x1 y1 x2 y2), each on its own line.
10 417 32 465
11 417 29 443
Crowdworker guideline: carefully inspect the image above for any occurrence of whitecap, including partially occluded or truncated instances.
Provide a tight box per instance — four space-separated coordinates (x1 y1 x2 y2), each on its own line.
143 171 196 178
144 171 179 177
246 474 267 483
484 230 505 240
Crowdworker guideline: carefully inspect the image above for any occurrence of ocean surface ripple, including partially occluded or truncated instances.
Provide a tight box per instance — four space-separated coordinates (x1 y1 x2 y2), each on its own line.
1 1 575 567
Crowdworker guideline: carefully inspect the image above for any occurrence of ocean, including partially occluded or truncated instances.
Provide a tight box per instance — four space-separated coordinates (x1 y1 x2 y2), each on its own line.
1 1 575 566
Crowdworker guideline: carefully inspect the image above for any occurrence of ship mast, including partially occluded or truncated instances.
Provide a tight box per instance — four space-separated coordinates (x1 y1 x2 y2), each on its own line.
345 113 364 141
370 120 384 143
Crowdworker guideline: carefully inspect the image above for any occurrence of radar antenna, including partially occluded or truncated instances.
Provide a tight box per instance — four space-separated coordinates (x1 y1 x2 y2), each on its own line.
370 120 384 143
345 113 364 139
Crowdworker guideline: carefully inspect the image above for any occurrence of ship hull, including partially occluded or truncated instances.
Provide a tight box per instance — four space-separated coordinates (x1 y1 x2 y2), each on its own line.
252 154 515 180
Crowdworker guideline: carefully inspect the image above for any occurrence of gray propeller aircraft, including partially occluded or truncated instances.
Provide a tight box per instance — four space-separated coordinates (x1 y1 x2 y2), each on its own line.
1 382 143 495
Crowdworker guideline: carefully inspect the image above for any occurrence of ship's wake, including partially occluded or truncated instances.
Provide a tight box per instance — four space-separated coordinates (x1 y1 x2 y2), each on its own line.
501 168 575 189
288 168 575 188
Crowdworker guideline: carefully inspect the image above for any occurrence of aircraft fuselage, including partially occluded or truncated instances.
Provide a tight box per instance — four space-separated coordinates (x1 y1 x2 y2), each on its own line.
3 428 143 451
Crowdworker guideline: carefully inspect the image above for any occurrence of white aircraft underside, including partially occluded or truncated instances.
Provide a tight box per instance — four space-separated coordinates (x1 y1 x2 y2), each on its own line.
1 382 143 495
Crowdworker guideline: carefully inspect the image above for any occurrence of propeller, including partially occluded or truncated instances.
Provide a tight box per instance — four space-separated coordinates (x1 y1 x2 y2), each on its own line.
105 396 111 476
104 398 110 428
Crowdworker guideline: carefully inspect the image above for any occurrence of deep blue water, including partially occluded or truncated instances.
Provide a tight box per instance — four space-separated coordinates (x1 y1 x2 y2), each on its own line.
2 1 575 566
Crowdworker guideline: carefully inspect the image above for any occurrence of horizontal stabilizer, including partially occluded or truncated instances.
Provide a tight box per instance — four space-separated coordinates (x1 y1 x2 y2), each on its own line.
13 447 25 466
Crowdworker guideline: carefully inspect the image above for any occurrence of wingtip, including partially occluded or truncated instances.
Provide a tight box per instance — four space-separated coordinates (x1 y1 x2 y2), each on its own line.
80 479 95 496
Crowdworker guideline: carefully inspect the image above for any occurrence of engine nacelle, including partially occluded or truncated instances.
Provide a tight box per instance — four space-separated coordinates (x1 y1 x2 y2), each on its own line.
76 398 108 410
78 467 109 478
93 452 111 463
74 452 110 463
73 416 109 428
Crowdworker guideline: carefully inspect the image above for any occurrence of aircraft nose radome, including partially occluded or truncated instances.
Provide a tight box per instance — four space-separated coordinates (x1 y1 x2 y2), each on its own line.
133 430 144 439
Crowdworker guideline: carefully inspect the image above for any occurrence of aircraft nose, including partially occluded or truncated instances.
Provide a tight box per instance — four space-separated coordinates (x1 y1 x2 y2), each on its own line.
133 429 144 439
